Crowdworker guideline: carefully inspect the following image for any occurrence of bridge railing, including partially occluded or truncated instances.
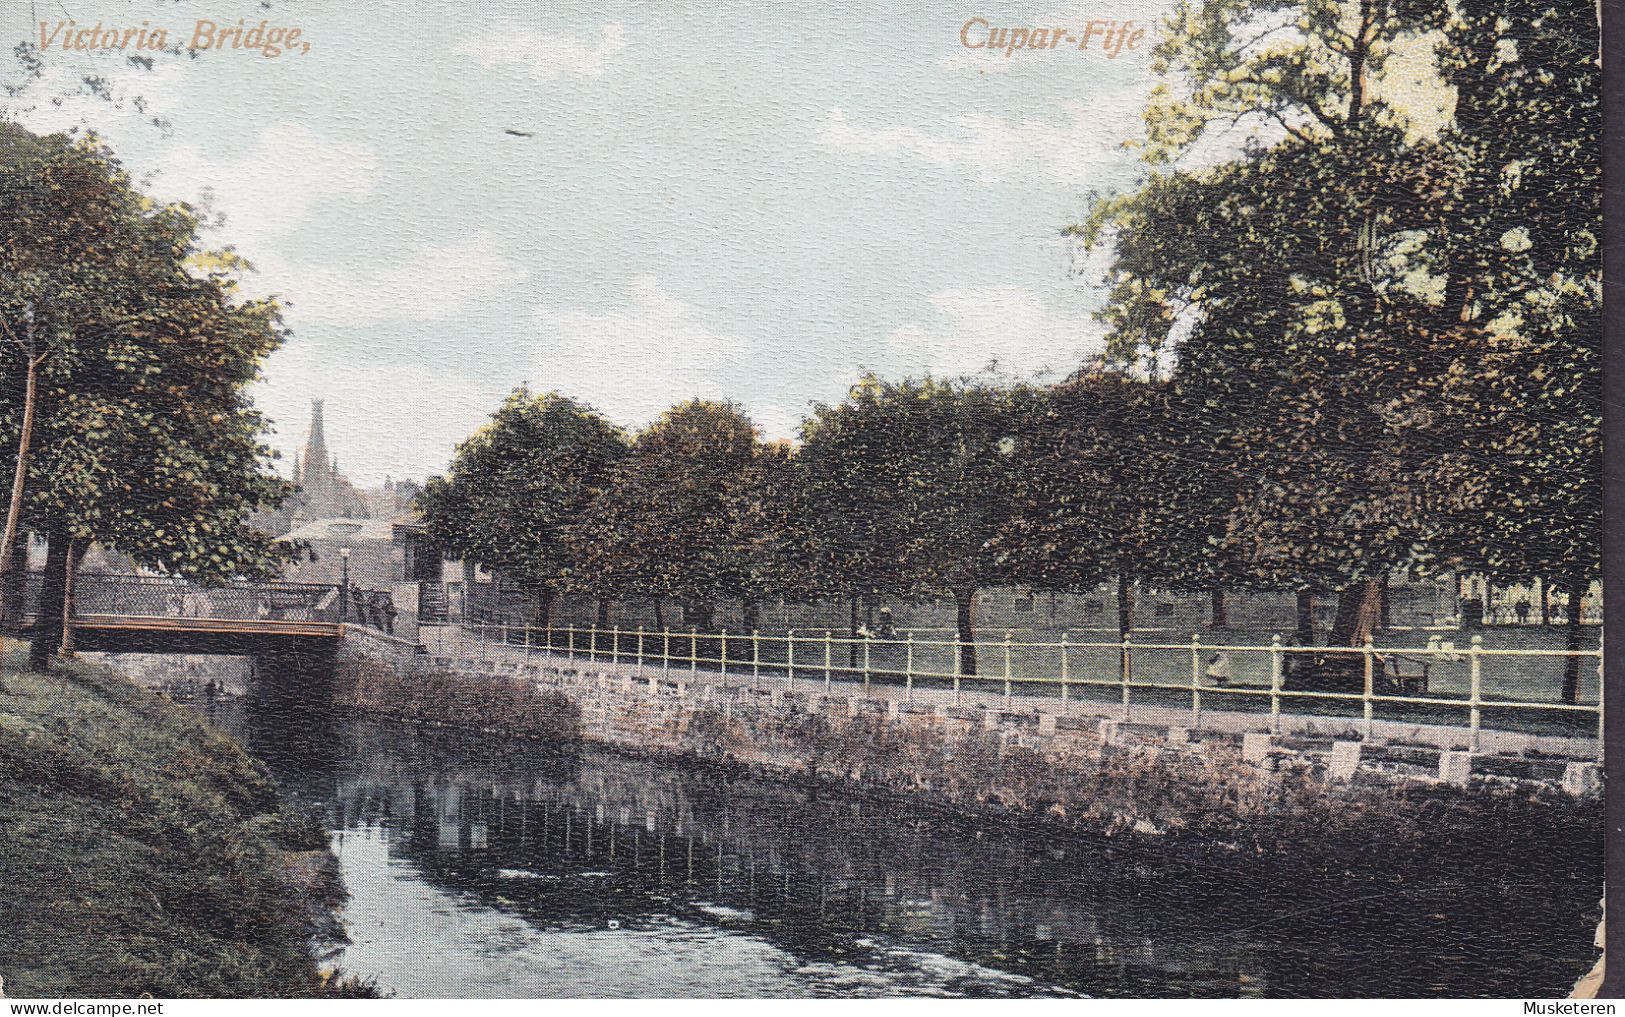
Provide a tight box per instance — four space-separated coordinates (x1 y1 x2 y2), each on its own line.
427 622 1603 756
12 572 398 633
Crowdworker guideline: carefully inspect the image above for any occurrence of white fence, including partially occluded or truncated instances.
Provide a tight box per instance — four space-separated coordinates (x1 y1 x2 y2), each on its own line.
429 623 1603 756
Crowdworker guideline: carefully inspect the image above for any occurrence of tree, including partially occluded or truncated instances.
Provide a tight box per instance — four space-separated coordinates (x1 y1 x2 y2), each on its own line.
1076 0 1493 688
418 389 626 626
716 440 816 633
1419 0 1601 701
0 124 292 669
798 376 1037 675
1006 372 1192 659
564 400 760 630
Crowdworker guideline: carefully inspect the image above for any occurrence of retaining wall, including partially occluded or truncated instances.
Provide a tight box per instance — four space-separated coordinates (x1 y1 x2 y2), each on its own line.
332 632 1602 854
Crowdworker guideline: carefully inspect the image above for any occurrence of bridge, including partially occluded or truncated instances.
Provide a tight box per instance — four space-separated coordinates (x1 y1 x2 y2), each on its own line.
5 572 396 657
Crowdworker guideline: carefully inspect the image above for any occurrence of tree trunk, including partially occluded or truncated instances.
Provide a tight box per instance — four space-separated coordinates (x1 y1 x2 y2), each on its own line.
742 599 760 634
0 352 41 623
652 599 665 632
1116 575 1135 641
1209 588 1227 628
28 526 68 672
596 597 613 629
1560 575 1588 705
58 539 87 657
1294 588 1316 647
955 587 978 677
1377 575 1391 632
1 532 26 625
534 587 556 627
1329 578 1384 647
1541 581 1552 626
1117 575 1135 679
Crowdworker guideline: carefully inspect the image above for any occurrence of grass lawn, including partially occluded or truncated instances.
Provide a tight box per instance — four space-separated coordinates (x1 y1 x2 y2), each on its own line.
0 643 371 998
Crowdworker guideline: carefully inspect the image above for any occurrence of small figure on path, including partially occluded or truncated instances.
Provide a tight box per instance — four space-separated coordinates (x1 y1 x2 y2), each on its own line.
1205 651 1232 686
1515 598 1531 625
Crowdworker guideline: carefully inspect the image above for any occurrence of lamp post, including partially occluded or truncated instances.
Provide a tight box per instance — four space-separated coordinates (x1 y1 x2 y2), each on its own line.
338 547 352 623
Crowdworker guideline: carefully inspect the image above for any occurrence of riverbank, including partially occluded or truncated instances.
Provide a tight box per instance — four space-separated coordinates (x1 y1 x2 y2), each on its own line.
336 644 1604 927
0 645 372 998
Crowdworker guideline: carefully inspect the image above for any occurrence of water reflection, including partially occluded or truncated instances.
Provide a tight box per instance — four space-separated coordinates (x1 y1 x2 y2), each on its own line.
207 703 1596 998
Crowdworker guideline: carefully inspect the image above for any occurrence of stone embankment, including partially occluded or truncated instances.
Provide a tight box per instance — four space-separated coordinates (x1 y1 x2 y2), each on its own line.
334 628 1602 863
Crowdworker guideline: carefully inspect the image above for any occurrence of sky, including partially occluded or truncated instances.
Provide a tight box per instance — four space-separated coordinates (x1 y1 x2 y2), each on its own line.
2 0 1176 485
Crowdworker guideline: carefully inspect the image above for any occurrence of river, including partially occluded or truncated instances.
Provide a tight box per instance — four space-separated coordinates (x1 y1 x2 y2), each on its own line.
201 697 1597 998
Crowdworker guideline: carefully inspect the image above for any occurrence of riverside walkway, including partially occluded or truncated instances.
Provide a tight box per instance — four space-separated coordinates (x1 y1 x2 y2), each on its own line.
417 622 1602 765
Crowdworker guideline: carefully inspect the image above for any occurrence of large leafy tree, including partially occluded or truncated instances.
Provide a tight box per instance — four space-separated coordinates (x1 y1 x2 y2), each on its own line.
418 388 626 626
798 376 1037 675
716 440 816 632
0 124 293 668
564 400 760 630
1007 371 1193 643
1079 0 1487 679
1419 0 1601 700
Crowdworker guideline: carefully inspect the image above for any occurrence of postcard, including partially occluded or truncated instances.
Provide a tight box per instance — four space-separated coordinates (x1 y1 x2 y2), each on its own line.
0 0 1606 1004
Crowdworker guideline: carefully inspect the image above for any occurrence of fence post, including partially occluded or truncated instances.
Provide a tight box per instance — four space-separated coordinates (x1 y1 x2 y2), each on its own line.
612 624 621 667
1597 632 1605 762
720 629 728 679
863 634 872 694
824 632 833 692
1362 637 1376 741
524 625 532 659
1468 633 1483 751
787 628 796 688
1190 633 1202 731
636 625 646 675
567 625 575 661
905 632 915 702
1120 634 1132 719
690 627 699 677
752 629 761 681
954 638 963 705
1003 631 1014 705
1269 634 1283 734
662 627 671 675
1060 632 1070 708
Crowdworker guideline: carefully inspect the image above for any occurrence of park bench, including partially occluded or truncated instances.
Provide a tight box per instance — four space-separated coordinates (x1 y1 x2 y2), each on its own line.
1378 652 1430 696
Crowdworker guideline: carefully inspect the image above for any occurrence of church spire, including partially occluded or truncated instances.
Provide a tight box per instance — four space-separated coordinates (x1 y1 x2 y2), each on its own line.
302 399 330 487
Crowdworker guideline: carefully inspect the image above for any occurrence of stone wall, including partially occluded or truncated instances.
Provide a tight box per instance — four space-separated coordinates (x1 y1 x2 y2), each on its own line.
330 635 1602 858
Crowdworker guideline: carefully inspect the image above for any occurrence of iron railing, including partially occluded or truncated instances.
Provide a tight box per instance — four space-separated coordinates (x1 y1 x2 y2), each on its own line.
11 572 398 632
425 622 1604 755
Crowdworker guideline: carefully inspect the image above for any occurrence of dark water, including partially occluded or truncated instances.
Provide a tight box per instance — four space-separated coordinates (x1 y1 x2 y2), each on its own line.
208 700 1599 998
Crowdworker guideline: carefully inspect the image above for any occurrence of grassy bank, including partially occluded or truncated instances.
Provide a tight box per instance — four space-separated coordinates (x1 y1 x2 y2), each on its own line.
0 646 369 998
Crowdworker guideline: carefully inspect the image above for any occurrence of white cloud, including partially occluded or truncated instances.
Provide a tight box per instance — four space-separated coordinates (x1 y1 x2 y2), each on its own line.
817 105 1128 187
151 122 379 247
263 233 530 327
531 276 751 428
885 286 1106 379
454 23 626 81
253 340 502 486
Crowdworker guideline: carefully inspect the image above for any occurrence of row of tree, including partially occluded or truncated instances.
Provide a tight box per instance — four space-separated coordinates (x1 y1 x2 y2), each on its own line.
0 124 291 670
421 0 1599 699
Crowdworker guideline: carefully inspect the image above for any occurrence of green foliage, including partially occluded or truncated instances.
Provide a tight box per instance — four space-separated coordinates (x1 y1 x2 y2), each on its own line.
0 123 290 581
418 388 625 615
564 399 762 621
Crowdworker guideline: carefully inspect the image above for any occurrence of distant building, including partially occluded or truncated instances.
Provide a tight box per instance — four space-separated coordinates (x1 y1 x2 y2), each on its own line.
289 399 371 524
255 400 417 537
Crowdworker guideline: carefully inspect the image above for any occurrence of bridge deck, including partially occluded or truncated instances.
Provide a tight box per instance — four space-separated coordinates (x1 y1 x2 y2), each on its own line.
67 614 344 639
